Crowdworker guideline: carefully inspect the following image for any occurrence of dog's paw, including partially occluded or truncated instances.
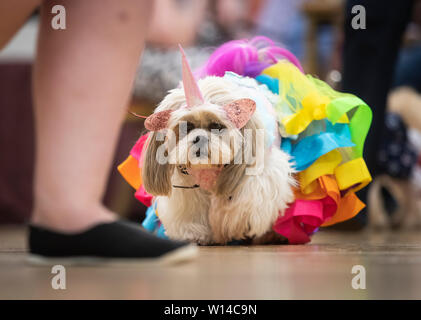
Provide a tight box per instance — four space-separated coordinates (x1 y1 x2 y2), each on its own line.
252 230 288 245
174 224 213 245
183 232 213 245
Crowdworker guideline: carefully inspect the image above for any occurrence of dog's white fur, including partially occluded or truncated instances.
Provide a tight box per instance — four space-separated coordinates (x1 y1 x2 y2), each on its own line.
142 76 295 244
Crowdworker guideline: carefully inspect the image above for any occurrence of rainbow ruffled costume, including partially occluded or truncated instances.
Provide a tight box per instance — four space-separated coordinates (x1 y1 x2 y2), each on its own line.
118 37 372 244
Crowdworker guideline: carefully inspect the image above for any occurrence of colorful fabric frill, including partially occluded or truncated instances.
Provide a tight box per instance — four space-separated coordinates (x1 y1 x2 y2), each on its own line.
142 204 168 239
117 133 153 207
260 61 372 244
118 37 372 244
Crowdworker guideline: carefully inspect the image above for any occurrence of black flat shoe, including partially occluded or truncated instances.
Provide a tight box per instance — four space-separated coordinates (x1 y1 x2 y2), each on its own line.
27 220 197 265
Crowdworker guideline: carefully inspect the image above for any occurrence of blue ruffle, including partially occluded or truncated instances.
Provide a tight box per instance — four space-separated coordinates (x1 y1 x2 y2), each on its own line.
256 74 279 94
142 204 168 239
282 120 355 171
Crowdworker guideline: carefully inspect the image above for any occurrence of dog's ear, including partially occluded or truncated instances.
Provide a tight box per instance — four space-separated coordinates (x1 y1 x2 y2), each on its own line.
215 163 247 197
142 132 174 196
223 98 256 129
145 110 172 131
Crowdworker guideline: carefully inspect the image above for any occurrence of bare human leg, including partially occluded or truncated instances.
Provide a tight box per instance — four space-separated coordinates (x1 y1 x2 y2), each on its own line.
32 0 152 232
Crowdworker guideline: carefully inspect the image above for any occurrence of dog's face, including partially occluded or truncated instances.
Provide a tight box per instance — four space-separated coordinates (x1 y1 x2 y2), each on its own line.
168 104 241 169
142 95 260 197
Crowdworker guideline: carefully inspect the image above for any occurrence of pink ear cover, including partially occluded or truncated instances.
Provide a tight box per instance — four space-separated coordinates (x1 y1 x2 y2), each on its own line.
223 98 256 128
144 110 172 131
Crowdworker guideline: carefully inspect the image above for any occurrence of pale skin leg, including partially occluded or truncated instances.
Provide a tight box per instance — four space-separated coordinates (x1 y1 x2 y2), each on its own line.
32 0 154 231
1 0 154 232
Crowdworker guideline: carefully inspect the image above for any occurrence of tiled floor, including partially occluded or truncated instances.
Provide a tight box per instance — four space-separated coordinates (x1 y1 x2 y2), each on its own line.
1 225 421 299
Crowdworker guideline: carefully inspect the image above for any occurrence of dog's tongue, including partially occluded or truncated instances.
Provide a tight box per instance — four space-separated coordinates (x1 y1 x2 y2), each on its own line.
186 165 223 192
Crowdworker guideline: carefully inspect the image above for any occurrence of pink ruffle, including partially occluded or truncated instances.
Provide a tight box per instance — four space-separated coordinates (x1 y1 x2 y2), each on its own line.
273 197 336 244
130 132 149 162
130 133 153 207
135 185 153 207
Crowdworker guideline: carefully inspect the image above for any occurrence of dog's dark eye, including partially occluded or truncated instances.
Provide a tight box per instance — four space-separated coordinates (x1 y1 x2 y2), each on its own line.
208 122 225 131
186 122 195 133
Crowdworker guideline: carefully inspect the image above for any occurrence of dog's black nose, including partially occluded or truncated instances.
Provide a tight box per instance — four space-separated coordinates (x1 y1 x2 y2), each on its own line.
193 135 208 147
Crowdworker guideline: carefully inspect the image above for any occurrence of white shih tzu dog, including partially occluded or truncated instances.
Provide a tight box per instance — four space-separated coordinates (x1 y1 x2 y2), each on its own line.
141 47 295 245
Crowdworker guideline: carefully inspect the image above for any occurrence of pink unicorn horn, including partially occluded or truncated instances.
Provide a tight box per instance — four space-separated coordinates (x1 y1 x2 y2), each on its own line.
179 44 204 108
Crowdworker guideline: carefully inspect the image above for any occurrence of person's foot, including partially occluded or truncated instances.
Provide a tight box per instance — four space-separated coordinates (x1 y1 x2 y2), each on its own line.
29 205 197 264
28 220 197 265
